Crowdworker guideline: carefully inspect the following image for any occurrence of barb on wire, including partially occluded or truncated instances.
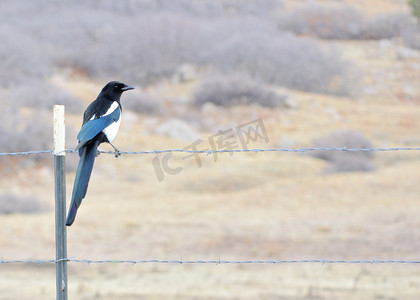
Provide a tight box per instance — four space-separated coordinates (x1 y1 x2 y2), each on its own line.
1 258 420 265
2 147 420 157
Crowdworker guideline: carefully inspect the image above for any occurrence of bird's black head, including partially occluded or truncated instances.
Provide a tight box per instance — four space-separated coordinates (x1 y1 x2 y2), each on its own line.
100 81 134 99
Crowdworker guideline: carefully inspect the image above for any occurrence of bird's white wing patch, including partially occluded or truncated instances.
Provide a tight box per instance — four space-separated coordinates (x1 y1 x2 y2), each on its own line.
102 102 121 143
87 102 121 142
89 102 119 121
103 102 119 117
103 117 121 143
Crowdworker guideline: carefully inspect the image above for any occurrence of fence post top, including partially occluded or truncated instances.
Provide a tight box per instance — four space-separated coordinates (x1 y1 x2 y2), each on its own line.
53 105 66 156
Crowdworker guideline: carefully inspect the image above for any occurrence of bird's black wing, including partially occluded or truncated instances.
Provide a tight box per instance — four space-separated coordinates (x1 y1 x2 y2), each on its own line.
82 96 118 124
81 101 98 125
74 108 121 151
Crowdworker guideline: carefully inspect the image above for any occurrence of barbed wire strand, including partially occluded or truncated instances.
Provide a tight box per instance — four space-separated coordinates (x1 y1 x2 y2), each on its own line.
2 147 420 157
1 258 420 265
0 150 56 156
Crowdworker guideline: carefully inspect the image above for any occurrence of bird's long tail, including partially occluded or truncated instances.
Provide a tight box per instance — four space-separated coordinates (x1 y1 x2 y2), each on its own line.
65 139 100 226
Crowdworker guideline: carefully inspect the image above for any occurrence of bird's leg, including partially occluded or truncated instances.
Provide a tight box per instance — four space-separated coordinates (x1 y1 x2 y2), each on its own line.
109 142 121 158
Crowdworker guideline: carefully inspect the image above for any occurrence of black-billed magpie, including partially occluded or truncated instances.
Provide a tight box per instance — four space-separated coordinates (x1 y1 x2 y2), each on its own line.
65 81 134 226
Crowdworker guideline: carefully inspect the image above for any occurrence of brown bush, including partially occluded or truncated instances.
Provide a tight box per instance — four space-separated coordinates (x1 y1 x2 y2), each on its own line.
309 130 376 173
402 24 420 50
278 4 408 40
123 91 163 115
0 26 53 87
204 33 355 95
193 75 288 108
9 80 84 114
0 1 354 95
0 104 49 150
0 194 47 214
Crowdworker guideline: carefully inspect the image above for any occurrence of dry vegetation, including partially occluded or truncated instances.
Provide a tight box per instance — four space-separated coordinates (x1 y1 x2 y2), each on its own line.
1 0 420 299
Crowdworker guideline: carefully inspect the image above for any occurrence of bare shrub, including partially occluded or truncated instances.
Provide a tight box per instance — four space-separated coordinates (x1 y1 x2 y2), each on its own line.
9 81 84 114
0 194 47 214
402 24 420 50
360 13 409 40
216 0 281 17
278 4 408 40
323 155 376 173
278 4 363 38
0 97 79 165
199 16 278 48
2 0 282 78
0 26 53 87
0 0 354 95
82 0 281 18
204 33 354 95
123 91 163 115
72 13 208 86
193 75 288 108
0 102 51 155
49 12 281 86
309 130 376 173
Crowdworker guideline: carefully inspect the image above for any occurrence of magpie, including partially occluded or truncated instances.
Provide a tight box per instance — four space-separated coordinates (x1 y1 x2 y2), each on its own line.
65 81 134 226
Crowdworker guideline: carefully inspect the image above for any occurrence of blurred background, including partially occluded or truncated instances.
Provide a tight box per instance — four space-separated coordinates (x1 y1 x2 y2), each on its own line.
1 0 420 299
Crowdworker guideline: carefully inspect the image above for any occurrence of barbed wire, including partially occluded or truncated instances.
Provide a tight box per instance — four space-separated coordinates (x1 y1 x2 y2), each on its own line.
2 146 420 157
1 258 420 265
0 150 56 156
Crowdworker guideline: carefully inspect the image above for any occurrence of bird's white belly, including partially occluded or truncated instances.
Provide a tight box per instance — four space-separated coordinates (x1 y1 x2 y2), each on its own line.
103 117 121 143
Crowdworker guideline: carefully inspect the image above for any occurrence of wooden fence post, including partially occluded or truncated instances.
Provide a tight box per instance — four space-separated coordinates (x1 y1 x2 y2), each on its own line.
54 105 68 300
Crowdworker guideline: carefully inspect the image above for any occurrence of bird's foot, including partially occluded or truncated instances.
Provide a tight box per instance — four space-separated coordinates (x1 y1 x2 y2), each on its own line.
114 150 121 158
108 142 121 158
96 151 101 157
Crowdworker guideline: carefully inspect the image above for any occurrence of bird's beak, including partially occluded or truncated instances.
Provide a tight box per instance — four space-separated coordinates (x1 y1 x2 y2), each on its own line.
121 84 135 91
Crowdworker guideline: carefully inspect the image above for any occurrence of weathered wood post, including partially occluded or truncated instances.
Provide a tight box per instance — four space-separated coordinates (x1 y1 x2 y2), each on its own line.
54 105 68 300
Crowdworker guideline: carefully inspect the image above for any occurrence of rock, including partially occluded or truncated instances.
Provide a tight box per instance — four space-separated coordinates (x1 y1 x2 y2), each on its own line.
154 119 200 142
283 95 298 109
200 102 219 114
397 47 420 60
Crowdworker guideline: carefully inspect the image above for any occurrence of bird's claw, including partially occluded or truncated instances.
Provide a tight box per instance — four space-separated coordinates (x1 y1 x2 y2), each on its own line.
114 150 121 158
95 151 101 157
